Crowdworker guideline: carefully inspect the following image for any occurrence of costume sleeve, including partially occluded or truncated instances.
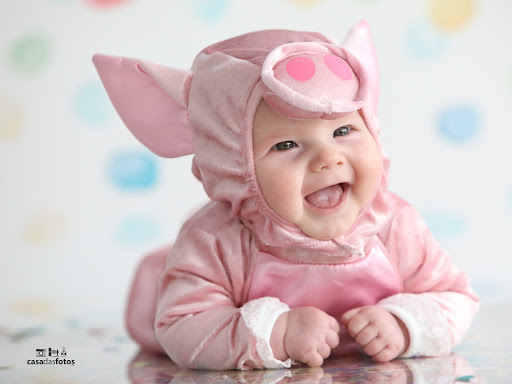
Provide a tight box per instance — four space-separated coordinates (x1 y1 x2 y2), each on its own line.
377 202 479 358
154 221 290 370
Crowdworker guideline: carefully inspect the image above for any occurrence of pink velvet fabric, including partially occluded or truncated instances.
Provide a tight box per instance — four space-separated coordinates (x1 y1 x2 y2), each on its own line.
247 244 402 356
94 21 479 370
92 55 194 158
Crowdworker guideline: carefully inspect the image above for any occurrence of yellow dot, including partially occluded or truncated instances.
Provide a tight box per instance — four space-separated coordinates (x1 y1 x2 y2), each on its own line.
23 210 69 247
428 0 475 30
289 0 322 5
30 371 77 384
10 297 58 319
0 97 25 140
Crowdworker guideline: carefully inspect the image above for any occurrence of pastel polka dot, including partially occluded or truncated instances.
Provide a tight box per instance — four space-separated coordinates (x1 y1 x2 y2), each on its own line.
323 55 352 80
74 81 112 125
0 97 25 140
406 22 447 60
428 0 475 31
8 34 49 75
117 215 162 245
85 0 130 8
422 211 467 239
289 0 323 5
10 297 58 318
437 104 480 144
286 57 315 82
188 0 229 22
22 210 69 247
108 150 159 190
8 325 46 342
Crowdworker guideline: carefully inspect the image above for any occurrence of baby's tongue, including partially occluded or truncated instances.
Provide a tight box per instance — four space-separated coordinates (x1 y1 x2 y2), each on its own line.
305 184 343 208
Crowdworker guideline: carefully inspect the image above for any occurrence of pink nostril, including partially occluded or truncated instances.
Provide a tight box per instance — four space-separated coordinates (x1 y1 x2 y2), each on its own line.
319 161 343 171
323 55 352 80
286 57 316 82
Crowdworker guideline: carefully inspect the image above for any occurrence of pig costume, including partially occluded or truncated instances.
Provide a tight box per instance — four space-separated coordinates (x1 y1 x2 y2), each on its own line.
93 21 479 370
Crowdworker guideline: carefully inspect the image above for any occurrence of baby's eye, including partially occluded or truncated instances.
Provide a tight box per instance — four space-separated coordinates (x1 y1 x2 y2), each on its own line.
271 141 297 151
333 126 351 137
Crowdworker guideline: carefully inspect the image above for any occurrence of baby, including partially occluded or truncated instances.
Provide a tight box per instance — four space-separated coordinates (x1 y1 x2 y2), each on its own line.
93 21 479 370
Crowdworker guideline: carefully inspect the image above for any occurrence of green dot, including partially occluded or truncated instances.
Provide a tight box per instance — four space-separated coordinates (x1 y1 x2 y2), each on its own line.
8 35 49 75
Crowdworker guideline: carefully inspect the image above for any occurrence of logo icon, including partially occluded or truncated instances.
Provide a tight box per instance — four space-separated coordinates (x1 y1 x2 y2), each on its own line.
48 347 59 357
30 346 75 366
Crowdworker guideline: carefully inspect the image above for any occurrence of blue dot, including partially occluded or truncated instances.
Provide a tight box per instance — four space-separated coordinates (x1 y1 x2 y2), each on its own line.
108 150 159 190
422 211 467 239
74 81 112 125
117 215 162 245
189 0 229 22
437 105 480 144
405 21 447 60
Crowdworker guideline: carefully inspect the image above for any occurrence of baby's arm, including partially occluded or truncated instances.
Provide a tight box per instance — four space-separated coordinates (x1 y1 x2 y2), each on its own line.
372 201 479 358
156 213 340 370
270 307 340 367
341 306 409 362
154 217 268 370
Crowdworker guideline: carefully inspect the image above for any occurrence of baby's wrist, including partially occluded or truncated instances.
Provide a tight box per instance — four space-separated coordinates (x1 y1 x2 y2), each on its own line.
393 314 410 356
270 312 289 361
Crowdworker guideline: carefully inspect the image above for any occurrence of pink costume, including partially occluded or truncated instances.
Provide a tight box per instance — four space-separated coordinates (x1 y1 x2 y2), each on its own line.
93 21 479 370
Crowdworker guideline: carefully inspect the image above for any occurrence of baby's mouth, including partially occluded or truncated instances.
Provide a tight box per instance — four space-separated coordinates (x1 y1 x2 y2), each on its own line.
305 183 347 208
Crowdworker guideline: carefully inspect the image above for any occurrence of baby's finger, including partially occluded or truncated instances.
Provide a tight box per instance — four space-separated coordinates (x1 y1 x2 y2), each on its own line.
329 316 341 333
354 326 378 347
326 328 340 349
363 337 386 357
340 307 361 326
345 315 370 338
318 342 332 359
371 346 397 363
305 352 324 368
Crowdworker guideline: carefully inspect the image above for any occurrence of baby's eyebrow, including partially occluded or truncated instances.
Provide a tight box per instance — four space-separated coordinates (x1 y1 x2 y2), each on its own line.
256 127 295 141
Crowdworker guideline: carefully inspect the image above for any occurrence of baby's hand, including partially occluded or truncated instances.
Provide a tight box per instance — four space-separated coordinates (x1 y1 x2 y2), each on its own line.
271 307 340 367
341 306 409 363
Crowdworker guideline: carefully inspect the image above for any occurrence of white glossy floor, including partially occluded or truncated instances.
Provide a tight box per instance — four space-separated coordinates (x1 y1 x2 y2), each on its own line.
1 303 510 383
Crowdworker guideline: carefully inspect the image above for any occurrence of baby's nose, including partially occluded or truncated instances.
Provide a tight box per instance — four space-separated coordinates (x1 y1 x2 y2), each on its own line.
310 147 344 172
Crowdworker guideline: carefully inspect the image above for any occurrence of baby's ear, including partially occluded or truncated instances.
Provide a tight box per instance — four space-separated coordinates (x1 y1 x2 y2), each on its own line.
92 54 194 158
342 20 379 115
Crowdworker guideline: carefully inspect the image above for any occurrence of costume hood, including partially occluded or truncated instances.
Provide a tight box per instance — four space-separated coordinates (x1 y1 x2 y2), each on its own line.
93 21 392 262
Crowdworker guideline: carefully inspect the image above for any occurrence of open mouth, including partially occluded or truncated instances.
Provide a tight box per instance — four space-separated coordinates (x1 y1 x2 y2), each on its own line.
304 183 348 209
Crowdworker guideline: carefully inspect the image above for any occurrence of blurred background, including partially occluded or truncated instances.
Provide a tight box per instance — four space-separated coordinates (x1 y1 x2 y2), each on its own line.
1 0 511 328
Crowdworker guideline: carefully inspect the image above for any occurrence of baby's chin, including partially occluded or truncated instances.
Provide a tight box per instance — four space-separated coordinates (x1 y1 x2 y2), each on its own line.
299 222 352 242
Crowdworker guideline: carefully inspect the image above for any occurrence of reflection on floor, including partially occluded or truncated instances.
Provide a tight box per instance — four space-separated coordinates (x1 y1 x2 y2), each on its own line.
128 351 482 383
0 303 510 383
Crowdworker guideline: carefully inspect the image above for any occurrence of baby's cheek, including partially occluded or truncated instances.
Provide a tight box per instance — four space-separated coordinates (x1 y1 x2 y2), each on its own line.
355 154 382 205
360 145 383 180
258 171 291 210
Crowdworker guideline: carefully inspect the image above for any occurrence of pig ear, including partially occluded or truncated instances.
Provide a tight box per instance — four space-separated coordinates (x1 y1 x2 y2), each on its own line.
342 20 379 115
92 54 194 158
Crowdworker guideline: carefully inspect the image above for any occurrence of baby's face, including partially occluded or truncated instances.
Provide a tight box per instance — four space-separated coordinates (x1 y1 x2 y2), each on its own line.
253 101 382 241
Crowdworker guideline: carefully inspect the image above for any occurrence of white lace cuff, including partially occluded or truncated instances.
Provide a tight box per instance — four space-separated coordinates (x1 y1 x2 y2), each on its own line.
240 297 292 369
378 293 452 358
